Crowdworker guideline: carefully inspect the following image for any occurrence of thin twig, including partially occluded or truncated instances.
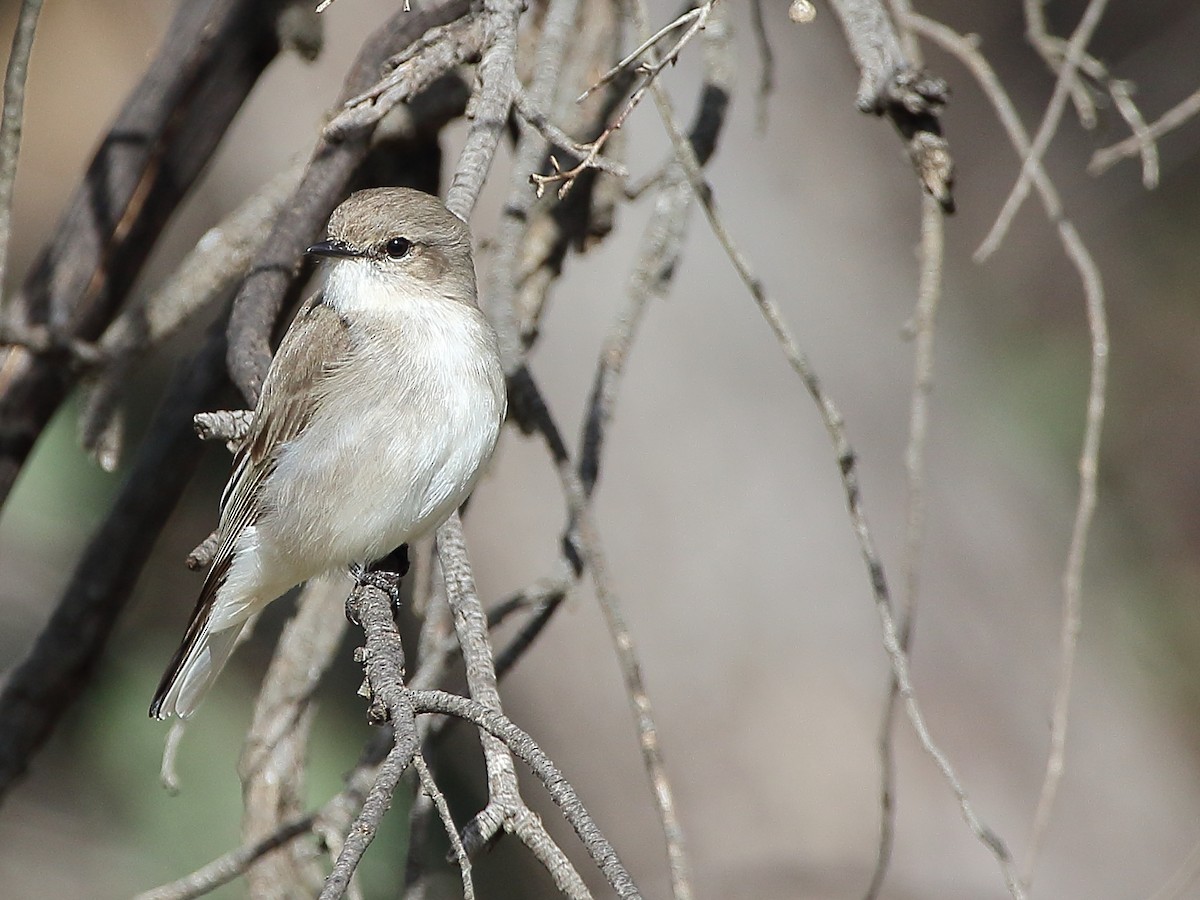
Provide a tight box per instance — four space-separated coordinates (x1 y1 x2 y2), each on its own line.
531 0 716 200
134 816 317 900
1090 85 1200 185
412 751 474 900
409 689 641 900
1023 0 1099 128
580 4 704 103
324 15 484 141
975 0 1111 261
1023 0 1156 181
864 192 945 900
633 3 1024 894
513 91 628 179
909 13 1109 893
509 0 626 340
865 13 943 898
0 0 43 320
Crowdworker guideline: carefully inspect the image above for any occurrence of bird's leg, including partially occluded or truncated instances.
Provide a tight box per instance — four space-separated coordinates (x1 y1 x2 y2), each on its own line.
348 543 409 621
372 542 411 579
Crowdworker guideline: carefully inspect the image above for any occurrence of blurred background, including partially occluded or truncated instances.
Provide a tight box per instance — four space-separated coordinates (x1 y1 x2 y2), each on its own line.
1 1 1199 897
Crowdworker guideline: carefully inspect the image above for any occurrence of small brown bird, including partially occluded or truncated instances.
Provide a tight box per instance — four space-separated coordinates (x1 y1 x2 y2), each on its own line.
151 187 506 719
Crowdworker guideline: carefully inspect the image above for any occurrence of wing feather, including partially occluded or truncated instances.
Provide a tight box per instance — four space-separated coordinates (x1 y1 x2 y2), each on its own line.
150 294 353 717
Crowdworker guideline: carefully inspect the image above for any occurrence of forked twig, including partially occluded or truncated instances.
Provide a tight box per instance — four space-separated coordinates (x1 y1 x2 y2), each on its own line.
976 0 1111 261
531 1 717 199
909 13 1109 892
631 1 1023 894
437 514 592 899
1090 85 1200 186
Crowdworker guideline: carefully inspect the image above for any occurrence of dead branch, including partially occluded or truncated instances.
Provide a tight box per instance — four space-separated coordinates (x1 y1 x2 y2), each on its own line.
438 514 591 896
0 0 286 506
444 0 524 221
909 13 1110 893
0 325 229 802
0 0 43 324
826 0 955 210
975 0 1111 261
1090 85 1200 185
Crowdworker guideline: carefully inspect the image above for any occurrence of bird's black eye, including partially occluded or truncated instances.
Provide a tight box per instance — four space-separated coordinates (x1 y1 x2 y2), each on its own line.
385 236 412 259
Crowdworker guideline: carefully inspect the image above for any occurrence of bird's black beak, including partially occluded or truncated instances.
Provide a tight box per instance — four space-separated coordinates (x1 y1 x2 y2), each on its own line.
306 239 360 259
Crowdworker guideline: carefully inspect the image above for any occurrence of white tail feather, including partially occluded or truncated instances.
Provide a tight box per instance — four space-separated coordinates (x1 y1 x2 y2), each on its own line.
152 623 246 719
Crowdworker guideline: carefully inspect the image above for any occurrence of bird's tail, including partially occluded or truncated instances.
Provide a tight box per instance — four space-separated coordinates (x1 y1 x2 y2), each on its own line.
149 621 247 719
150 552 249 719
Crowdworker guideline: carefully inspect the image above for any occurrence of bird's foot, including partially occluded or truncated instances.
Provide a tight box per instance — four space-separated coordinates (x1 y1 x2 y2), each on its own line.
349 560 403 621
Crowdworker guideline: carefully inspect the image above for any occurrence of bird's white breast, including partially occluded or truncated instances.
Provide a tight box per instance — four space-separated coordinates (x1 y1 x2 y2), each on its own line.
254 262 505 581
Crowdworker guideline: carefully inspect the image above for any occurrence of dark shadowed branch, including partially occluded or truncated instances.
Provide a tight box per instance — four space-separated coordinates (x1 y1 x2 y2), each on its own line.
0 324 230 802
0 0 284 506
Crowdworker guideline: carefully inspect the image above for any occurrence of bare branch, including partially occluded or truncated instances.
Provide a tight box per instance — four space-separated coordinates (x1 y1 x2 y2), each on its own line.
408 688 642 900
0 0 44 322
0 0 286 507
865 192 946 900
412 751 474 900
134 815 317 900
509 0 625 341
437 514 592 898
322 578 421 900
531 0 714 201
975 0 1111 261
513 91 628 180
909 14 1109 893
826 0 955 210
0 326 229 803
483 0 587 368
1022 0 1157 181
1090 85 1200 185
445 0 525 221
626 4 1023 896
325 15 484 141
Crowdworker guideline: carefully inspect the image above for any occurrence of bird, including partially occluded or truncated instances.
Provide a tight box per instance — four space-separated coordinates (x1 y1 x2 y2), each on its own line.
150 187 506 719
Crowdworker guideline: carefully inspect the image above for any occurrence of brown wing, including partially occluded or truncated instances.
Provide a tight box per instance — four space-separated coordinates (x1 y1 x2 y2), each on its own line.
216 294 353 538
149 294 352 717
